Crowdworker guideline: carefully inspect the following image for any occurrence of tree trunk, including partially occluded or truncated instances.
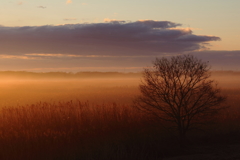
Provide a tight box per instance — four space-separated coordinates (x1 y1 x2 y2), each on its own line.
179 129 186 147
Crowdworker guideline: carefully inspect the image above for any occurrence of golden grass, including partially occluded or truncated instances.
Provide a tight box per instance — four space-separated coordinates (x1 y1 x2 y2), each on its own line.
0 101 163 159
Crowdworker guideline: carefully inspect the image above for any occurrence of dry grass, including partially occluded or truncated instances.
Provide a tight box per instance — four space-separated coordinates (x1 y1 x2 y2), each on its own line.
0 71 239 159
0 101 166 160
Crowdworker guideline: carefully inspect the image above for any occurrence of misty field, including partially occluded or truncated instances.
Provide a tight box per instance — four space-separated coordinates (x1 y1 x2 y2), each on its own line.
0 71 240 159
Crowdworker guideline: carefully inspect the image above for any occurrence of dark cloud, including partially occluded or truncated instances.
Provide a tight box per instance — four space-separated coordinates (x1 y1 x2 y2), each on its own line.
0 20 220 56
37 6 47 9
0 50 239 72
176 34 221 42
190 50 240 70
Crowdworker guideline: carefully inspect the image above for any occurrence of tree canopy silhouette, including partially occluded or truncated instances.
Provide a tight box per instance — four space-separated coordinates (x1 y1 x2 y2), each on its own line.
135 55 226 141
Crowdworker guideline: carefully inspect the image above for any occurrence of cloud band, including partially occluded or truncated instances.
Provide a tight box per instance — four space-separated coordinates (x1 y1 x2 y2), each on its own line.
0 20 220 56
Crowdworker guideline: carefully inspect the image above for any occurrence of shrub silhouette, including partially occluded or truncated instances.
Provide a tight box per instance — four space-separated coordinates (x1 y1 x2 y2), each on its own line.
134 55 226 143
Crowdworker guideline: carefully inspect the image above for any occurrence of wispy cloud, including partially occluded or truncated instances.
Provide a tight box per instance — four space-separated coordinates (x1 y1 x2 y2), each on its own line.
25 53 154 58
104 18 125 23
81 3 87 5
17 1 24 5
66 0 72 4
63 18 77 21
37 6 47 9
0 55 36 60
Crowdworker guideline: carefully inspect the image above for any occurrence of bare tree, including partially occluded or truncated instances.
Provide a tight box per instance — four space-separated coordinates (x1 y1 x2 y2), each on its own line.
135 55 226 142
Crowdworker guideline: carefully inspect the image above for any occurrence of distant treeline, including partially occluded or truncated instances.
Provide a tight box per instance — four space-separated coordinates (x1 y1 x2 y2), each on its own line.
211 70 240 76
0 71 142 79
0 70 239 79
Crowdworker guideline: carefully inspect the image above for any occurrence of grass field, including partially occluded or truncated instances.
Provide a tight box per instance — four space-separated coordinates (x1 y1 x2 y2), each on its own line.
0 71 239 159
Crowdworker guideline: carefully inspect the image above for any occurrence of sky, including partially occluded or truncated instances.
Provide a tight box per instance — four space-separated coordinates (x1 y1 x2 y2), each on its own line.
0 0 240 72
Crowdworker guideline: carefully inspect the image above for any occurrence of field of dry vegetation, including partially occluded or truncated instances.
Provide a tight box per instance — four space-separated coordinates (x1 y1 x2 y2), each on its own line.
0 71 239 160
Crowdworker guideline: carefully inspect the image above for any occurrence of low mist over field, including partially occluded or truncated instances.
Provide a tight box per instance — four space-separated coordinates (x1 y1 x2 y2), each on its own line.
0 71 239 106
0 71 140 106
